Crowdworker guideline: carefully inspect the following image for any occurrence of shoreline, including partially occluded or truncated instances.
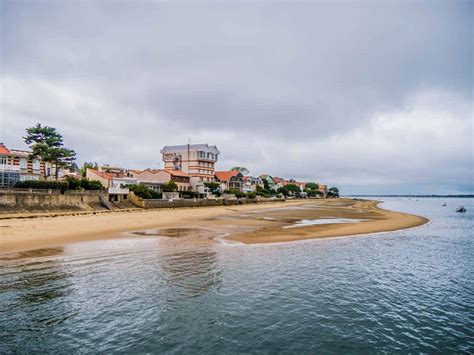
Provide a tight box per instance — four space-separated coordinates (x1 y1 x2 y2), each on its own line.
0 199 428 254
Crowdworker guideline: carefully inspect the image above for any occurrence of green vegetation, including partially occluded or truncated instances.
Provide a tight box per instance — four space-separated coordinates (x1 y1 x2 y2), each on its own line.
304 182 322 197
224 189 246 198
262 179 271 191
256 184 276 197
277 186 289 196
231 166 249 175
15 180 68 192
24 123 77 180
328 187 340 198
204 182 220 190
15 177 103 192
127 184 161 199
305 182 319 190
285 184 301 195
163 180 178 192
246 192 257 199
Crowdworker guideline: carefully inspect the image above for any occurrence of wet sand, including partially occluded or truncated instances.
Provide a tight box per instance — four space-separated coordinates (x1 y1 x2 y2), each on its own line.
0 199 428 253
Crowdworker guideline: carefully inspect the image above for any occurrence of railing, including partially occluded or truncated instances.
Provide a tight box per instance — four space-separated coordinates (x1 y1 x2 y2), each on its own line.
0 164 21 171
108 187 129 194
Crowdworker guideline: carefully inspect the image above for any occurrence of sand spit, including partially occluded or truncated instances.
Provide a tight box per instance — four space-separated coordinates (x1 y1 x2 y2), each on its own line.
0 199 428 253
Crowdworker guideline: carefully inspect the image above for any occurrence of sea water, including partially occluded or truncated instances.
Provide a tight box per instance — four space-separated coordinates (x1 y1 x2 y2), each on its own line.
0 197 473 353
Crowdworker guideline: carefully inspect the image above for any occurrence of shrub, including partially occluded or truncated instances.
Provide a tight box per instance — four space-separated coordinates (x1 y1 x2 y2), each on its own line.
16 180 68 192
181 191 197 199
81 179 103 190
246 192 257 199
204 182 220 190
163 180 178 192
235 191 246 198
66 176 81 190
128 184 161 199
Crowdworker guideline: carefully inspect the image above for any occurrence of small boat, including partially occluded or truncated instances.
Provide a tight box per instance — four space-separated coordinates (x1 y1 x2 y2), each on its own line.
442 203 447 206
456 206 467 213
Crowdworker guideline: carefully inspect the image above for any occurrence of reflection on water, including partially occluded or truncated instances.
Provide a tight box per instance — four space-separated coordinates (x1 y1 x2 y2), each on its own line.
0 247 79 349
0 198 473 353
160 249 222 301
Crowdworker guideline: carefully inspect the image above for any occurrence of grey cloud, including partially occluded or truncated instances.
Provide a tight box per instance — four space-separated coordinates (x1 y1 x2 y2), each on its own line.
1 0 472 193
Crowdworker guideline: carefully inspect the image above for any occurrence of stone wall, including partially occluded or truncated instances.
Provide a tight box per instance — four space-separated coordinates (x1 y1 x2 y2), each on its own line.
137 197 285 209
0 190 104 212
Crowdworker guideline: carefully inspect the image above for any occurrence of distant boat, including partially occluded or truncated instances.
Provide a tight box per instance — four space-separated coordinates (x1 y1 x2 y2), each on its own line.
456 206 466 213
442 203 447 206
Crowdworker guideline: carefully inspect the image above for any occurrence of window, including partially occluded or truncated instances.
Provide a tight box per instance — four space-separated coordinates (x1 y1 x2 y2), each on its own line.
33 159 40 170
19 158 27 169
0 156 6 165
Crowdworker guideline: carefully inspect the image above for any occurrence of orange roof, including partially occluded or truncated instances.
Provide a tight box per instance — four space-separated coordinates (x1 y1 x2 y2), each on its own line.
88 168 113 180
215 170 239 182
273 177 287 184
0 143 11 155
163 169 190 178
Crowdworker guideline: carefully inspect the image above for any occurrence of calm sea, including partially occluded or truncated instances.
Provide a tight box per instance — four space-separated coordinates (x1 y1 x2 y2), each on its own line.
1 197 473 353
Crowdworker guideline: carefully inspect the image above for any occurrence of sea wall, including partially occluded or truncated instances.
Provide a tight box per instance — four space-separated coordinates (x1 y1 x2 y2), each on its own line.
133 195 286 209
0 189 104 212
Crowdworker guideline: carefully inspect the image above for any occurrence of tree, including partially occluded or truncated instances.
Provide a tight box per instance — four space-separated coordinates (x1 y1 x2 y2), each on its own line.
305 182 319 191
80 162 99 177
163 180 178 192
285 184 301 195
231 166 249 175
204 182 220 190
328 187 340 198
277 186 289 196
24 123 77 180
262 179 270 191
305 182 321 197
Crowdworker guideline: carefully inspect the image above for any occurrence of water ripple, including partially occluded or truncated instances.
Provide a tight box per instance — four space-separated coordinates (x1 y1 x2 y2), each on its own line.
1 198 473 353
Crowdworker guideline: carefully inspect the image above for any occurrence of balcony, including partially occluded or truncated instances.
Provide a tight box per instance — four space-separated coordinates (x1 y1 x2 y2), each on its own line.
198 156 218 162
108 187 129 195
0 164 20 172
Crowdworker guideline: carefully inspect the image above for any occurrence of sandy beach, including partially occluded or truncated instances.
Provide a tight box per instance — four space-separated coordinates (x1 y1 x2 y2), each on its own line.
0 199 428 253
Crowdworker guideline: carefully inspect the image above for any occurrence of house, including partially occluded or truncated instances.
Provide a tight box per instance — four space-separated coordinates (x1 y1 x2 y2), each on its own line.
242 176 263 192
259 174 275 190
272 177 288 190
0 143 47 187
215 171 244 192
161 144 219 183
143 169 192 192
128 169 164 192
86 168 137 201
318 184 328 197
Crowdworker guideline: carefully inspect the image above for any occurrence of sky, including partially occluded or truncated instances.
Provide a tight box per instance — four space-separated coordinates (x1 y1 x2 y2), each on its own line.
1 0 472 195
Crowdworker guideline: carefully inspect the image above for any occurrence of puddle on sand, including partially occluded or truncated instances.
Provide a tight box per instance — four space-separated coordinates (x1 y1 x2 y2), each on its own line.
133 228 220 239
283 218 369 229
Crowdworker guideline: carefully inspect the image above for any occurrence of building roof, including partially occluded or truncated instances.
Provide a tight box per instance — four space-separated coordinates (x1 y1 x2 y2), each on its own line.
160 144 220 155
163 169 190 178
273 177 287 184
0 143 11 155
88 168 113 180
215 170 239 182
10 149 31 158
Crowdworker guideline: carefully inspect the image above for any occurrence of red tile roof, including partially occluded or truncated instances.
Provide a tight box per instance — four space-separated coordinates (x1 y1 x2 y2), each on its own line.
0 143 11 155
164 169 190 178
88 168 113 180
215 170 239 182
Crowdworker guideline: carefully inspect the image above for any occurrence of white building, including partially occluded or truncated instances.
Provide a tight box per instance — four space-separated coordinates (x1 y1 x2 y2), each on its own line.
161 144 220 194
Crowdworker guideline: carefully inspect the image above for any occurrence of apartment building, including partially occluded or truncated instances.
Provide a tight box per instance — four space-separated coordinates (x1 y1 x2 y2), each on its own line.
0 143 45 187
161 144 219 183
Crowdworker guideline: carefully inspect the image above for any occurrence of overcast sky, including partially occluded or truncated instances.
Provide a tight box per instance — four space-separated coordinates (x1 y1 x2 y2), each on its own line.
1 1 472 194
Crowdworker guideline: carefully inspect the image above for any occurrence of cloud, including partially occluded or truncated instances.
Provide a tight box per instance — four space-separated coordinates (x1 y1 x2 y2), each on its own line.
1 1 472 194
